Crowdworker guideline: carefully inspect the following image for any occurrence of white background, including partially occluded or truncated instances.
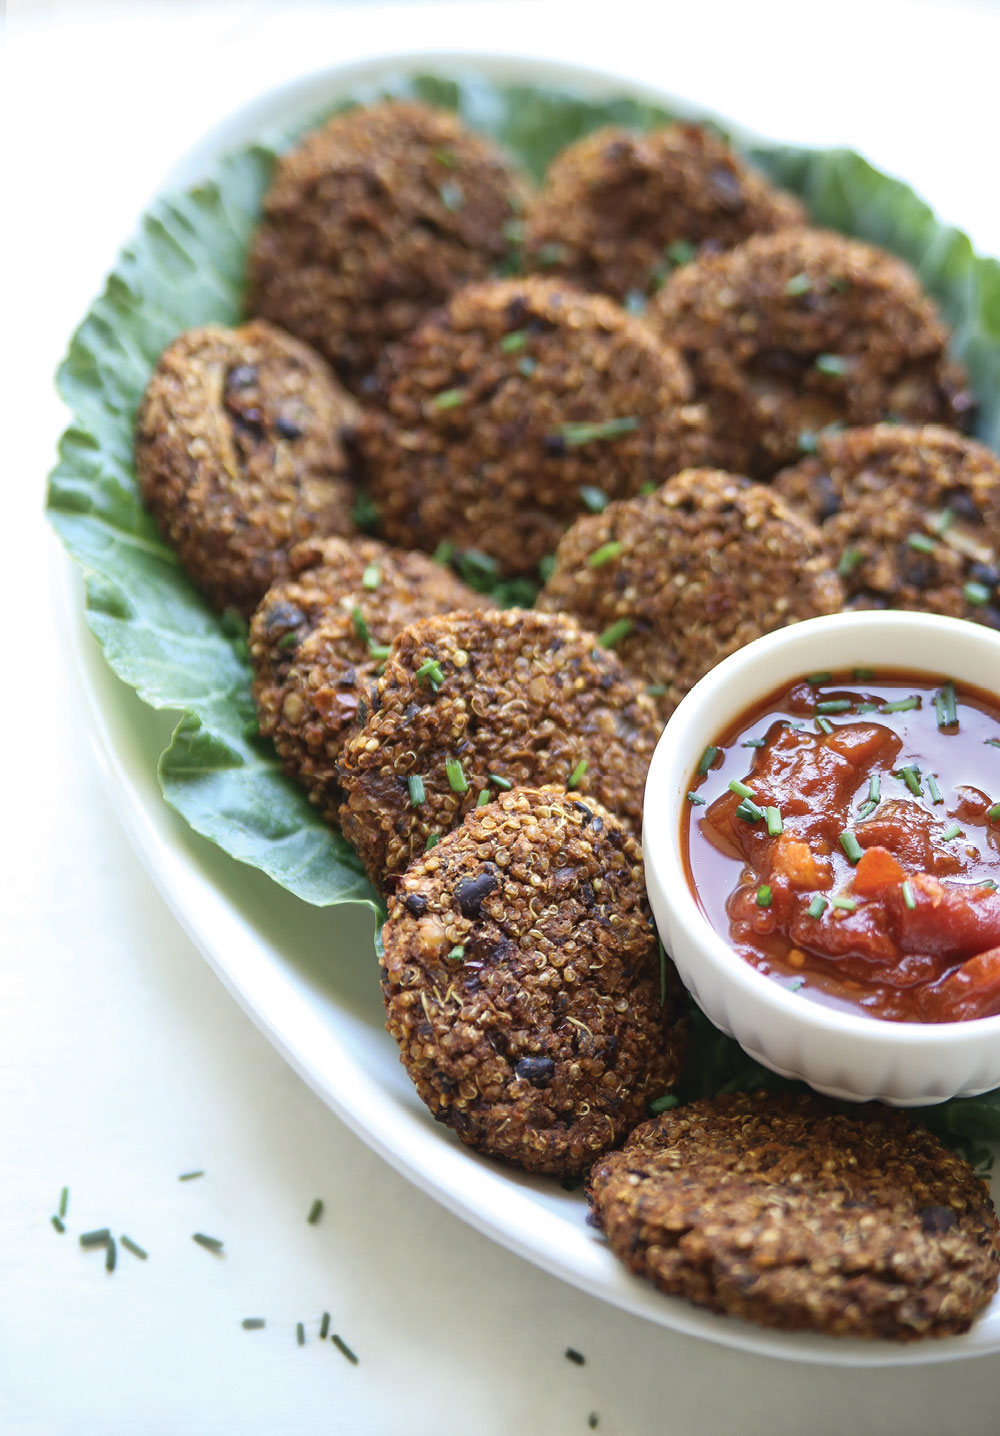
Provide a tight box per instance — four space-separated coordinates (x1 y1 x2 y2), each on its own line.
5 3 1000 1432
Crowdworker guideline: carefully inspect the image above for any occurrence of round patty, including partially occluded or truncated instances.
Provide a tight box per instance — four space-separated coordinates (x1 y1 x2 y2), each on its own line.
588 1091 1000 1340
135 320 358 615
250 536 491 821
358 275 709 576
381 784 687 1175
337 608 663 889
647 227 973 479
247 100 528 390
522 122 804 302
773 423 1000 625
537 468 843 719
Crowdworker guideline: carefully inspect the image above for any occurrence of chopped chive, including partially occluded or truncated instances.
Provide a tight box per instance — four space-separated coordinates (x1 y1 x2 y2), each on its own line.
579 485 609 513
361 563 380 591
853 667 875 680
907 532 936 554
192 1233 224 1254
79 1229 111 1248
476 789 492 807
648 1093 679 1115
565 1348 586 1366
447 945 466 962
242 1318 266 1331
557 417 640 446
332 1335 359 1365
445 757 468 793
735 798 766 823
798 430 819 455
105 1237 117 1274
987 739 1000 750
276 631 298 651
178 1170 204 1182
989 803 1000 822
408 775 426 807
297 1323 306 1347
816 699 851 714
765 806 783 837
839 830 864 864
807 671 833 685
785 272 812 296
538 555 556 583
857 700 878 714
416 658 445 691
588 540 624 568
320 1312 331 1340
487 773 513 790
639 481 657 496
927 774 943 805
742 737 766 748
658 939 667 1005
756 884 773 909
815 717 834 735
536 240 568 266
432 539 455 565
965 581 992 606
425 832 440 851
831 896 857 912
51 1215 65 1233
807 896 828 919
59 1187 69 1219
939 681 959 728
815 353 849 376
307 1199 324 1226
120 1235 148 1260
933 507 955 535
787 978 805 992
868 775 881 805
857 799 878 821
898 766 923 797
598 618 633 648
686 791 706 805
878 695 920 713
901 880 916 910
500 328 528 353
567 759 589 789
646 683 669 697
728 779 755 800
837 546 863 577
368 643 391 663
518 356 537 377
698 746 719 775
350 605 370 646
982 879 999 891
666 238 697 266
431 387 465 411
941 823 963 842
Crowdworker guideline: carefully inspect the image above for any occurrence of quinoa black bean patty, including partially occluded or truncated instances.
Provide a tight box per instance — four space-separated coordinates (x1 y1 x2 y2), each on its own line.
250 537 491 821
522 123 805 303
537 468 843 719
773 424 1000 625
358 276 709 576
135 320 358 615
648 228 973 479
588 1091 1000 1340
337 608 662 888
381 785 687 1175
247 100 528 390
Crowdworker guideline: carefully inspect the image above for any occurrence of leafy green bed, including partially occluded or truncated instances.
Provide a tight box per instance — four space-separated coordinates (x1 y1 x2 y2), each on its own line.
46 71 1000 1147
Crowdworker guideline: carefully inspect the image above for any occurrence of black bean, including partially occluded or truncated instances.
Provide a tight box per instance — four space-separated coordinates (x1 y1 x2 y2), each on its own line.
454 868 499 919
514 1055 555 1087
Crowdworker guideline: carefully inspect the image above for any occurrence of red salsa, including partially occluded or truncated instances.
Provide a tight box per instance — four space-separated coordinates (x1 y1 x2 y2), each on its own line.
683 669 1000 1022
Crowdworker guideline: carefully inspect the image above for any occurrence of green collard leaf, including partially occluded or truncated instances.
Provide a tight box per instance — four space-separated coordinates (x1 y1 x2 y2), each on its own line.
46 59 1000 1133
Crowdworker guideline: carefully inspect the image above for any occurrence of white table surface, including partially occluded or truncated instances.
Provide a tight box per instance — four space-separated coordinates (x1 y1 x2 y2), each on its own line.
5 2 1000 1431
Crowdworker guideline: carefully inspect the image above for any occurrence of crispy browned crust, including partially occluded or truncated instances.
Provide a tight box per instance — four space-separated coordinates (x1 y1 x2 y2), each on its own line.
587 1091 1000 1340
337 608 662 889
135 320 358 615
381 785 687 1175
647 227 973 479
773 423 1000 624
250 537 493 821
357 275 709 576
247 100 528 390
537 468 843 719
522 123 805 301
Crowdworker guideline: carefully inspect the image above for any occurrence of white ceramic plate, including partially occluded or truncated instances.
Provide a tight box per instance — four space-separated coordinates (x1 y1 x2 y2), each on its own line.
64 50 1000 1366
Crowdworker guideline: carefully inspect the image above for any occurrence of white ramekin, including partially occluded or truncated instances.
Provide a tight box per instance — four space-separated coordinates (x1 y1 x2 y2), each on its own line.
643 610 1000 1106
